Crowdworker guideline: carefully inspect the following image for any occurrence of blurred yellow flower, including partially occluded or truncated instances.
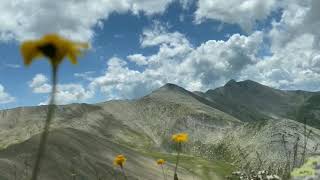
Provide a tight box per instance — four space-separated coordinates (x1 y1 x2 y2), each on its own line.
171 133 188 143
291 157 319 177
113 154 126 167
20 34 88 67
157 159 166 165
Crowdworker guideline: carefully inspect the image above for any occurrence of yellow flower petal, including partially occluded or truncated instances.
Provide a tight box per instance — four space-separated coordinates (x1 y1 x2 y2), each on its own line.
157 159 165 165
113 154 126 167
20 34 88 67
20 41 43 66
171 133 188 143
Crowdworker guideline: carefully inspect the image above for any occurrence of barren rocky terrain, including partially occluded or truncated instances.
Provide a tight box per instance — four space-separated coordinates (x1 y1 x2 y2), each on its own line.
0 80 320 179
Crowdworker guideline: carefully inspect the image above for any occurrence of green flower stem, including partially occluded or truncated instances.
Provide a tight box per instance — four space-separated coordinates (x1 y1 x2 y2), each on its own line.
161 165 167 180
31 65 58 180
174 143 182 180
120 167 128 180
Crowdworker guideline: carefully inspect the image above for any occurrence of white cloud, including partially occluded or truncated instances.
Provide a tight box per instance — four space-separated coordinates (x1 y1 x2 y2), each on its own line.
74 71 95 81
130 0 174 15
140 23 191 48
235 0 320 91
2 63 21 69
53 84 94 105
241 30 320 91
29 74 51 93
90 57 153 99
192 0 320 92
29 74 94 105
268 0 319 52
0 0 177 42
182 31 263 89
0 84 15 104
127 54 148 65
90 25 263 99
6 0 320 104
195 0 278 31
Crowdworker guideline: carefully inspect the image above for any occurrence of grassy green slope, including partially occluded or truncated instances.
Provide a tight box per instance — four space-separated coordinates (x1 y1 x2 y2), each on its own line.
0 128 231 180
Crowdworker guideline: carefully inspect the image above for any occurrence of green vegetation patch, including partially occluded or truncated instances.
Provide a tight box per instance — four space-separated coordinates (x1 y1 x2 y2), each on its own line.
143 151 234 180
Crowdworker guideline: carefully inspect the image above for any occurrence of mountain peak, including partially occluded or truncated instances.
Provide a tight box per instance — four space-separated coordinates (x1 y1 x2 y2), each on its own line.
147 83 198 101
223 79 267 89
239 79 262 85
156 83 191 94
225 79 238 87
162 83 182 89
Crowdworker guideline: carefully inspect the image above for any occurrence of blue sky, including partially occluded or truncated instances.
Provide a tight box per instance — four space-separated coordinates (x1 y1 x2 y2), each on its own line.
1 0 320 109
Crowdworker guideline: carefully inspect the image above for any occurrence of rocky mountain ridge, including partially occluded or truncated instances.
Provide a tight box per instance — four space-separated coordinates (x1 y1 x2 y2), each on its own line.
0 80 320 179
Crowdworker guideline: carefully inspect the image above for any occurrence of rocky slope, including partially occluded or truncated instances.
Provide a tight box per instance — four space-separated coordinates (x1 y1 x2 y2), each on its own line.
198 80 314 122
0 80 320 179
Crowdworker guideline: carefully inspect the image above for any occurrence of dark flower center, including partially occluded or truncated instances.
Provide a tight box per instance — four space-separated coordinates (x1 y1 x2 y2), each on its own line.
38 43 57 59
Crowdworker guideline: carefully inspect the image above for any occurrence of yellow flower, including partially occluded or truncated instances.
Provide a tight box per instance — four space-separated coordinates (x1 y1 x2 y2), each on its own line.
291 157 319 177
20 34 88 67
157 159 165 165
171 133 188 143
113 154 126 167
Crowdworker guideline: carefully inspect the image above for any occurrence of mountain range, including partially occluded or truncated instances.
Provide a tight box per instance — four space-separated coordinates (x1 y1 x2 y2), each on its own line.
0 80 320 180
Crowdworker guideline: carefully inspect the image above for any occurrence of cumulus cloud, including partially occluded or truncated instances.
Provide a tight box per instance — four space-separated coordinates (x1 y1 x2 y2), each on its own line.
90 24 263 99
0 0 176 42
268 0 320 52
74 71 95 81
195 0 278 31
182 31 263 88
29 74 94 105
233 0 320 91
192 0 320 92
127 54 148 65
0 84 15 104
241 28 320 91
52 84 94 105
140 22 191 48
29 74 51 93
8 0 320 104
90 57 154 99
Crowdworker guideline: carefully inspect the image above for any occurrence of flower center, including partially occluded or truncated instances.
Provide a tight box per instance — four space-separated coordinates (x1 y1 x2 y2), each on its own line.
38 43 57 59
